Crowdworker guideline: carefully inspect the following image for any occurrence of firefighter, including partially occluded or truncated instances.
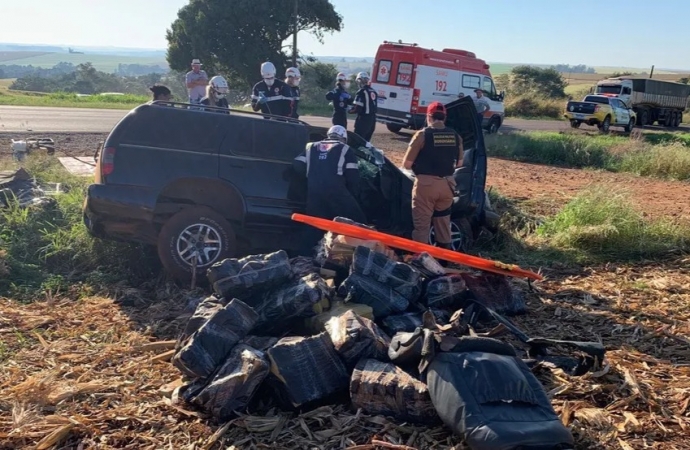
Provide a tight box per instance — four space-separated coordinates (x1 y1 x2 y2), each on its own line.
293 125 366 254
285 67 301 119
325 72 352 129
401 101 464 251
349 72 378 141
199 76 230 113
251 62 292 117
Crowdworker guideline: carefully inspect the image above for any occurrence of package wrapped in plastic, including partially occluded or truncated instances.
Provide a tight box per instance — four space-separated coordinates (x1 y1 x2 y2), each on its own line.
351 246 423 302
267 332 350 407
254 273 332 328
380 309 451 335
425 274 468 310
339 273 410 319
175 294 227 352
185 344 270 421
289 256 319 278
460 273 527 316
240 335 279 352
304 302 375 334
325 310 391 369
172 298 259 379
207 250 293 301
409 252 446 279
350 359 440 425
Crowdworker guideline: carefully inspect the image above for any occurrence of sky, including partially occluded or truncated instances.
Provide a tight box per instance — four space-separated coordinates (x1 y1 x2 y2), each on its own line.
1 0 689 70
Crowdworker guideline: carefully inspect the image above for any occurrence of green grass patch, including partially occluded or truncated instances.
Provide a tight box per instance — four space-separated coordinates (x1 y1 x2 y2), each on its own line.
0 52 167 73
0 156 154 301
504 95 565 119
0 90 146 110
537 186 689 261
485 131 690 180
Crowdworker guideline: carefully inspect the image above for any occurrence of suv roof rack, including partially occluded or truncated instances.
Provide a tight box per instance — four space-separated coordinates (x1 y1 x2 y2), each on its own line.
148 100 311 126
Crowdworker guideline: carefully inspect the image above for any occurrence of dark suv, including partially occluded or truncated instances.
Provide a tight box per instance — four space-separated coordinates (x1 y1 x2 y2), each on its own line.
83 96 488 281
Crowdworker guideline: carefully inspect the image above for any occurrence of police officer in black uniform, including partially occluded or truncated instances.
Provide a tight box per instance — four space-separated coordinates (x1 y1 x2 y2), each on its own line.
293 125 367 254
251 61 292 117
349 72 378 141
326 72 353 129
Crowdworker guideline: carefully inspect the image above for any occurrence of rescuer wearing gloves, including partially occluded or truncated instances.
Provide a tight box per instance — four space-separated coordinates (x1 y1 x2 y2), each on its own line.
293 125 367 254
402 101 463 250
349 72 378 141
251 61 292 117
285 67 301 119
326 72 353 129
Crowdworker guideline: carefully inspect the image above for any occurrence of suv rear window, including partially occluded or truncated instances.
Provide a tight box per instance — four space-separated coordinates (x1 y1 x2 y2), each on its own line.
120 106 226 153
376 60 392 83
222 116 309 162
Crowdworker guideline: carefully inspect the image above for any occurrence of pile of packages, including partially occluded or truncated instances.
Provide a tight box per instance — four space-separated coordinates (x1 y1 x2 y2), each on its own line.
170 220 607 449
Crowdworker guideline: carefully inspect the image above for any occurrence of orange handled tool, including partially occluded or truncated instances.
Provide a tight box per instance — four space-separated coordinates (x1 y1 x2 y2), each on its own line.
292 213 543 281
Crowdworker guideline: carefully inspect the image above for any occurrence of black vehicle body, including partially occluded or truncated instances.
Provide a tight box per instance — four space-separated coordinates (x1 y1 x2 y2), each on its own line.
83 96 487 280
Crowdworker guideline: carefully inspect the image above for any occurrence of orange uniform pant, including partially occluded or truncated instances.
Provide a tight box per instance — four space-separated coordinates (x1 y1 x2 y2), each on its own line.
411 174 456 245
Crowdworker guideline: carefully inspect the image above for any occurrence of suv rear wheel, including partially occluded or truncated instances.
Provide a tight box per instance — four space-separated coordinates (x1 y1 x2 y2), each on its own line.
428 217 474 253
157 206 236 282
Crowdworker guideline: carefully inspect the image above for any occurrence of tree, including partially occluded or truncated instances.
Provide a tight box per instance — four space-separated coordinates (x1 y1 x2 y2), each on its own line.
678 77 690 85
166 0 343 90
509 65 567 98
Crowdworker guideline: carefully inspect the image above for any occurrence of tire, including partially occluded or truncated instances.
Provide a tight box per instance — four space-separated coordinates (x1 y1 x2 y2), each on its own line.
665 113 674 128
598 115 611 134
673 112 681 128
429 217 474 253
569 119 581 129
487 117 501 134
157 206 236 283
624 118 635 133
638 110 648 126
386 124 403 133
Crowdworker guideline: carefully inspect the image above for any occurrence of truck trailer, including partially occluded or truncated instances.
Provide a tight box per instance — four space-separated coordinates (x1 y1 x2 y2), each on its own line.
595 77 690 128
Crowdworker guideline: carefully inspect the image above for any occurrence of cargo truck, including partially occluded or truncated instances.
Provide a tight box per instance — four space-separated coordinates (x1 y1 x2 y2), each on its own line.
594 77 690 128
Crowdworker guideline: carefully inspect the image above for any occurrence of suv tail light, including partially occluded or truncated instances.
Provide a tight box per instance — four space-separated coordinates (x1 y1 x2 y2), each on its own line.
101 147 116 176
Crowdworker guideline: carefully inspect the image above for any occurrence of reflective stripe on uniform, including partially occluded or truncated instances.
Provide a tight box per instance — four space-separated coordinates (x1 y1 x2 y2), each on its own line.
336 144 350 176
305 143 312 176
345 163 358 170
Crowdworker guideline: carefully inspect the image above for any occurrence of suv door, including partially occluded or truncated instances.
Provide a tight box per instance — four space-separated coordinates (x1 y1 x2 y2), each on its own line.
612 99 628 124
218 115 310 249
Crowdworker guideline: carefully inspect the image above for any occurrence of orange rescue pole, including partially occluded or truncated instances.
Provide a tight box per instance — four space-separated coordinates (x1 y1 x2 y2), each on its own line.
292 213 543 281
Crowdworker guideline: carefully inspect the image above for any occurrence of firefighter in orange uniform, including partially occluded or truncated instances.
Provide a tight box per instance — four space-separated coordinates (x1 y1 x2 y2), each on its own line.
401 101 463 249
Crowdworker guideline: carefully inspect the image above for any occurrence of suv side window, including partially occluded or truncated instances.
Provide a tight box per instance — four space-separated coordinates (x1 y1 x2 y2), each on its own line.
121 106 226 153
221 116 309 162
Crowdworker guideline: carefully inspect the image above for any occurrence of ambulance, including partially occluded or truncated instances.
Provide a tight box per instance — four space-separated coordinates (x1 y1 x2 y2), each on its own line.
370 41 505 133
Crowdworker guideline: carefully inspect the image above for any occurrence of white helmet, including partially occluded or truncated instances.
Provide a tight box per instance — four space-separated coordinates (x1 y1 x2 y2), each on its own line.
356 72 370 88
327 125 347 143
210 75 229 99
336 72 351 89
286 67 301 86
261 61 276 86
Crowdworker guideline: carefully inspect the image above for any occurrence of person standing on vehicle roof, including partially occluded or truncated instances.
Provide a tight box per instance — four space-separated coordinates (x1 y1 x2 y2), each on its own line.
251 62 292 118
349 72 378 141
472 88 490 127
402 101 464 250
326 72 353 129
293 125 367 254
185 59 208 106
199 76 230 114
285 67 302 119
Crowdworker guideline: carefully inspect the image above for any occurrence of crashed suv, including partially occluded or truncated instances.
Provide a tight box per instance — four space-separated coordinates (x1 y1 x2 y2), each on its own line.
83 97 491 281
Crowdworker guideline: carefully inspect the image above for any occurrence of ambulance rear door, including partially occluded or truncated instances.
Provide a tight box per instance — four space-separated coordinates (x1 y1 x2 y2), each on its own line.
414 64 461 111
372 59 414 117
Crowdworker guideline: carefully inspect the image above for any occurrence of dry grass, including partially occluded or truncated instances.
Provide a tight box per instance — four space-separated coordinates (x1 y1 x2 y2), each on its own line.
1 256 690 449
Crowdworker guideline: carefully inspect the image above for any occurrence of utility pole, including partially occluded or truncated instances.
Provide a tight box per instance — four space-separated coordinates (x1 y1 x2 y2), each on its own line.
292 0 298 67
649 65 655 79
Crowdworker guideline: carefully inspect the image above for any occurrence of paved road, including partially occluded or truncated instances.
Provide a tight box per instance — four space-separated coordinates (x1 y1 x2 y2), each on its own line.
0 104 687 134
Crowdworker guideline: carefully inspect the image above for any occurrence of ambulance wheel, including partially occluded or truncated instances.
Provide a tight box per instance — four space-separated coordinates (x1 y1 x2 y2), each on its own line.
487 117 501 134
386 124 403 133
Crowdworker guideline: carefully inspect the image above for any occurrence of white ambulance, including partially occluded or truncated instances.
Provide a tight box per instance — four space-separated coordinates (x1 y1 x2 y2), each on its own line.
370 41 505 133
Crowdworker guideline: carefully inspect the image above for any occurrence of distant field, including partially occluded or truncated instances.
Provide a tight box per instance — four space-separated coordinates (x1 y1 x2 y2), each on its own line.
0 51 50 62
0 51 168 73
0 79 15 89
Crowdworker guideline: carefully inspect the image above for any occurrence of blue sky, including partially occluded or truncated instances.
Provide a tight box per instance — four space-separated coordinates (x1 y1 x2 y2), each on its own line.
1 0 689 69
